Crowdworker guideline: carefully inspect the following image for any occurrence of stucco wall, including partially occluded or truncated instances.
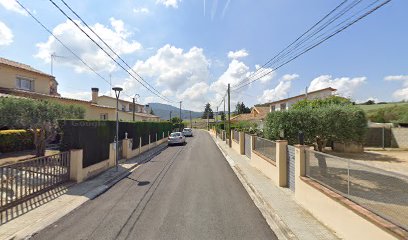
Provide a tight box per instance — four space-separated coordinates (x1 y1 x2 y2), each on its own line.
0 64 53 95
391 128 408 148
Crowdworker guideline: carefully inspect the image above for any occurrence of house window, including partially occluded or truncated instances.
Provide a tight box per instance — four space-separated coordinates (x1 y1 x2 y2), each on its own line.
271 105 276 112
16 77 34 91
280 103 286 111
121 104 126 111
100 113 108 120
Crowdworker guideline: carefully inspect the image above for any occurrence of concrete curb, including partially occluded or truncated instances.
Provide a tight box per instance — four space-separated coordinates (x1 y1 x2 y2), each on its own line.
211 133 297 240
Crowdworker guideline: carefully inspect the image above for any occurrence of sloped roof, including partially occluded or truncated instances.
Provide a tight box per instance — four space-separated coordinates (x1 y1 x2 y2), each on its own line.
0 57 55 79
230 106 270 122
259 87 336 106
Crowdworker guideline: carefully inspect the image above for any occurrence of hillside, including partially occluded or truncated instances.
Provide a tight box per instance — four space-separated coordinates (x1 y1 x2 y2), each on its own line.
148 103 203 120
357 102 408 123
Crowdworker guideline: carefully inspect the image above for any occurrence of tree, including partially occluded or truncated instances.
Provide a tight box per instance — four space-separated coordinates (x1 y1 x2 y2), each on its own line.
291 96 352 110
235 102 251 114
0 98 85 156
202 103 214 119
170 117 183 131
220 112 226 121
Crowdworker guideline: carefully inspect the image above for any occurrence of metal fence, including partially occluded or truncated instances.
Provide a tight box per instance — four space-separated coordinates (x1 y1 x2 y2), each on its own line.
253 137 276 161
0 152 70 212
244 134 252 158
305 149 408 231
233 130 239 143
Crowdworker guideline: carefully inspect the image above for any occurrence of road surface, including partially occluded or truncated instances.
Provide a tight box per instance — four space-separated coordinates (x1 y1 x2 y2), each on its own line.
32 130 277 240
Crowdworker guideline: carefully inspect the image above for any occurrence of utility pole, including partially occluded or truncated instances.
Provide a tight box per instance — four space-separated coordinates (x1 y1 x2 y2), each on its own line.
216 106 218 125
169 110 172 121
207 111 209 130
228 83 231 148
179 101 182 131
190 111 192 128
223 96 226 139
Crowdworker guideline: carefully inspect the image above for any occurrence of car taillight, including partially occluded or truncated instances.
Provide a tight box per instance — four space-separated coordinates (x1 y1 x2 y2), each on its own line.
179 136 182 139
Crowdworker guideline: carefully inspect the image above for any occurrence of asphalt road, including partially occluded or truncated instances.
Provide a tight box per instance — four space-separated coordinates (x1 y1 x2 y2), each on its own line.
31 130 277 240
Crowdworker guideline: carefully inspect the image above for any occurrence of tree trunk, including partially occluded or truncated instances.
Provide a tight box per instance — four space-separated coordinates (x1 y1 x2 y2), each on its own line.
34 126 46 157
315 136 328 176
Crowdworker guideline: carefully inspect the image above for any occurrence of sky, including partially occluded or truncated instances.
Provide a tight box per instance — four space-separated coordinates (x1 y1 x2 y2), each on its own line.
0 0 407 112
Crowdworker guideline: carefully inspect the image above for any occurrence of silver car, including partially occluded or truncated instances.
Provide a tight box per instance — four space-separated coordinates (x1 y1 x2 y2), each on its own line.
182 128 193 137
168 132 186 146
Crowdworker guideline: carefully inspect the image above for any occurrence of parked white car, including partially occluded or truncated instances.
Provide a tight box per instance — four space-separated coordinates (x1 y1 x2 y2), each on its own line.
182 128 193 137
168 132 186 146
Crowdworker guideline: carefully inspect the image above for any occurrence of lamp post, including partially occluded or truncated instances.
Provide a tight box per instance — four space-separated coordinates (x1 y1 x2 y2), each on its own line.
132 94 139 122
112 86 123 171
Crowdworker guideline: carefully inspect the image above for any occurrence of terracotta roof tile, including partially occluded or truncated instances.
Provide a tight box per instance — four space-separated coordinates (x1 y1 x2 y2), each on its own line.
0 57 54 79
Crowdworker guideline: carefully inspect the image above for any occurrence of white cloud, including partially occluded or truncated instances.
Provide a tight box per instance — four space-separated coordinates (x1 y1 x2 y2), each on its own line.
308 75 366 98
60 91 90 101
258 74 299 103
384 75 408 101
133 7 150 14
0 21 13 46
130 44 210 91
254 64 276 83
156 0 180 8
179 82 210 111
35 18 141 73
227 49 248 59
0 0 27 16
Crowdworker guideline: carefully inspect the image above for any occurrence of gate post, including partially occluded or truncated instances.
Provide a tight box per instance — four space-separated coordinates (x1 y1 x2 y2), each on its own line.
276 140 288 187
69 149 84 182
239 132 245 155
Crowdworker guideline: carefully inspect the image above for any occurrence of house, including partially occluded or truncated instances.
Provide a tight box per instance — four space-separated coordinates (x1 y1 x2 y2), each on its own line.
230 106 270 128
0 57 59 96
0 57 160 121
267 87 336 111
92 88 150 114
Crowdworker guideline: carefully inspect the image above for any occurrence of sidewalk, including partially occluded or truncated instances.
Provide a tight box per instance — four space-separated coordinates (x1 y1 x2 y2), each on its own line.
0 144 167 240
210 133 340 240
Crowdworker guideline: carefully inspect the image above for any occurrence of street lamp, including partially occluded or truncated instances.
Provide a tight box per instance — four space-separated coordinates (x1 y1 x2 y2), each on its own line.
112 86 123 171
132 93 140 121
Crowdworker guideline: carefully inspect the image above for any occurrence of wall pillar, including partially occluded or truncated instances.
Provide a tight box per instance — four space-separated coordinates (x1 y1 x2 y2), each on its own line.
251 135 256 150
276 140 288 187
148 135 151 150
122 138 131 160
109 142 116 167
295 145 306 178
139 137 142 154
239 132 245 155
69 149 84 183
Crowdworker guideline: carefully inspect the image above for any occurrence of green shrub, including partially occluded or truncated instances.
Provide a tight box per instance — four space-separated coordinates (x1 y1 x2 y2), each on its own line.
0 129 35 153
264 105 367 149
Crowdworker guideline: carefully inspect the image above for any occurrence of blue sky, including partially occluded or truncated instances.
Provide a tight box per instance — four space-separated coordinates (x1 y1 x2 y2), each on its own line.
0 0 407 111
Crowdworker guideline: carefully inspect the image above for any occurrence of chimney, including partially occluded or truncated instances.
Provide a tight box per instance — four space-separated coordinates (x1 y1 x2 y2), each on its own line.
91 88 99 104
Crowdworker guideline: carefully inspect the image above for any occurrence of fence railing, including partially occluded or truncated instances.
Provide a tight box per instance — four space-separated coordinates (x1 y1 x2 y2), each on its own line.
233 130 239 142
253 137 276 161
0 151 70 212
305 149 408 231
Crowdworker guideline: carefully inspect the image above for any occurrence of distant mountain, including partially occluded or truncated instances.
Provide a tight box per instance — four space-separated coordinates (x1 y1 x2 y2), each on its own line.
148 103 203 120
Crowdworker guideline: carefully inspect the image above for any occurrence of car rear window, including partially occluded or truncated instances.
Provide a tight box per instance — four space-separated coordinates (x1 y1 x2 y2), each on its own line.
170 133 180 137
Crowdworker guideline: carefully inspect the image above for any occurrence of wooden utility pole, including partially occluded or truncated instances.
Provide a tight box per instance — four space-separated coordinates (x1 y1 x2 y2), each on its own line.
228 83 231 147
190 111 192 128
179 101 182 131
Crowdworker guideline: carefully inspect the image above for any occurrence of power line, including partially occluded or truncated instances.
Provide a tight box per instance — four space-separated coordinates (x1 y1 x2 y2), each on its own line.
15 0 113 88
232 0 392 91
57 0 169 102
48 0 173 103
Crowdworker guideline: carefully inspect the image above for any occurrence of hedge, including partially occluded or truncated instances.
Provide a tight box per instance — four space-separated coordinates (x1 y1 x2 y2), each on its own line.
0 130 35 153
264 105 367 148
58 120 173 168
